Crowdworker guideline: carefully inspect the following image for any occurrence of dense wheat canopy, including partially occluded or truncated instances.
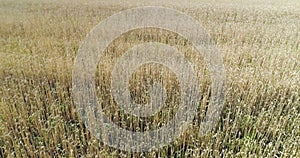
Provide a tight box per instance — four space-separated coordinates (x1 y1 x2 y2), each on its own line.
0 0 299 157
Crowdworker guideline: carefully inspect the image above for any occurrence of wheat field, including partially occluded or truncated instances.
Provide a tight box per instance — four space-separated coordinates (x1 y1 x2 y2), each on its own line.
0 0 299 157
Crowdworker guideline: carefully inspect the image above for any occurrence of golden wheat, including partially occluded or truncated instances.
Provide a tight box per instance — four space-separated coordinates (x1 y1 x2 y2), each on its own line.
0 0 299 157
